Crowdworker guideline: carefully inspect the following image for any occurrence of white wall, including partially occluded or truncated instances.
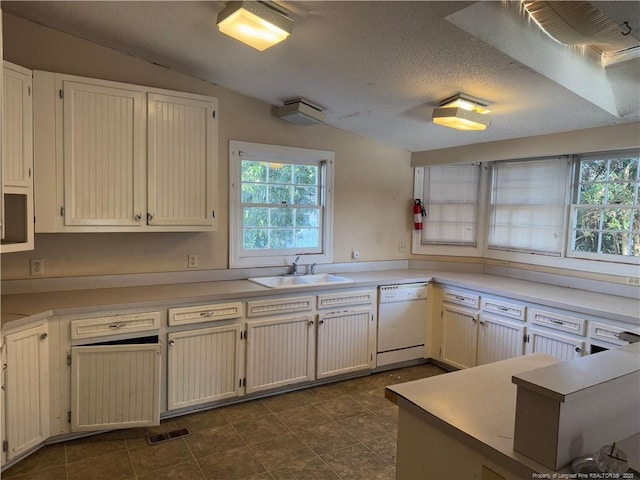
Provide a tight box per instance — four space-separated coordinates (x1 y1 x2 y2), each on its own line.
0 13 414 280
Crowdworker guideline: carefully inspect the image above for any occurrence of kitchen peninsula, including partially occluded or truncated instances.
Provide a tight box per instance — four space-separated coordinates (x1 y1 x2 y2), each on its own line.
386 343 640 479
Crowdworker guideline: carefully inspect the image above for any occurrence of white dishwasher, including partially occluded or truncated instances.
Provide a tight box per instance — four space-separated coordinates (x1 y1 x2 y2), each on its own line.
377 283 428 367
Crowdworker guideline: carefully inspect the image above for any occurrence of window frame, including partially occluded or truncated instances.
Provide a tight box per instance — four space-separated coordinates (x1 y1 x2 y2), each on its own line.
229 140 334 269
566 151 640 265
412 164 488 257
487 157 572 257
413 151 640 277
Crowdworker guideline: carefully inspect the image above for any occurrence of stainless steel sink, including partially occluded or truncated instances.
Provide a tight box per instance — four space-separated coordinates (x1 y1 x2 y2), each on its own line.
248 274 353 289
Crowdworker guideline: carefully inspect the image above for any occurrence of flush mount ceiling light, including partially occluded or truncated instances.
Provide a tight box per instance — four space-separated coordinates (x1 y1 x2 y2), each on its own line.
216 1 293 51
432 94 492 131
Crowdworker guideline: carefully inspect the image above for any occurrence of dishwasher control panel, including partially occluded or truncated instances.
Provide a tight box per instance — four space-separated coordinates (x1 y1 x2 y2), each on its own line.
379 283 427 303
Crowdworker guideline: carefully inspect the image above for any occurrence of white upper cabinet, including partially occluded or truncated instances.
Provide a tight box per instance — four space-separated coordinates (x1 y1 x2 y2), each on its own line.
62 79 146 227
147 93 216 227
2 61 34 253
3 62 33 188
34 72 218 232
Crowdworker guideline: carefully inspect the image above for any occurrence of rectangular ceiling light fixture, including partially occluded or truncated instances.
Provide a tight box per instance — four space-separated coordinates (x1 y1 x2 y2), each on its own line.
432 94 492 131
216 1 293 51
275 98 325 125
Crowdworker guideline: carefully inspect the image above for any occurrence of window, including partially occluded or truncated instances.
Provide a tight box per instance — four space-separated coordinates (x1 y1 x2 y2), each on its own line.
229 141 334 268
414 164 482 253
488 158 570 256
568 152 639 264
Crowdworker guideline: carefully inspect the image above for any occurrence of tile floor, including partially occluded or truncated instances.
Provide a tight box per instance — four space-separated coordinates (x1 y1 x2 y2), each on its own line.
3 363 446 480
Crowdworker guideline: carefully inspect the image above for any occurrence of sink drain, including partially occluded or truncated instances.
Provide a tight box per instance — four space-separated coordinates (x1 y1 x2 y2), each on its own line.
146 428 191 445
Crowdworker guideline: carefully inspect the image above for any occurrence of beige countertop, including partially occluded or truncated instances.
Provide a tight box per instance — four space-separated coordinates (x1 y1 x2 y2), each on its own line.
2 269 638 328
512 342 640 402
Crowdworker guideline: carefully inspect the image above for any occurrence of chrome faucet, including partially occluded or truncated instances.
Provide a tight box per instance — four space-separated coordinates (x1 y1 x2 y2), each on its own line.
290 256 300 275
309 263 317 275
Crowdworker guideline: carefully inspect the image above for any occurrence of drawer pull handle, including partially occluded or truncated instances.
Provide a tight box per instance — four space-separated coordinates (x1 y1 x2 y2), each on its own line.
498 306 509 311
200 311 215 317
550 319 564 325
455 296 466 301
109 322 126 329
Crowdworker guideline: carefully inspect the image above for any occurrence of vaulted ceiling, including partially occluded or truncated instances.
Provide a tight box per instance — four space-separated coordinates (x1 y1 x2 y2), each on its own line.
3 1 639 152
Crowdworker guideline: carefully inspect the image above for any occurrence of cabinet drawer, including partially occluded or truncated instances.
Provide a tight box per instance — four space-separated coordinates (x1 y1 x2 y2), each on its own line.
589 321 628 346
71 312 161 340
317 290 376 309
481 297 525 321
168 302 243 326
443 289 480 309
247 296 314 317
529 309 586 336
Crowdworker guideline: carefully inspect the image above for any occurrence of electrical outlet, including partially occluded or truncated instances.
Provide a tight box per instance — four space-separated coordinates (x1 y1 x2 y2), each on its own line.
351 249 360 260
398 240 408 253
187 254 198 269
626 277 640 286
30 258 44 276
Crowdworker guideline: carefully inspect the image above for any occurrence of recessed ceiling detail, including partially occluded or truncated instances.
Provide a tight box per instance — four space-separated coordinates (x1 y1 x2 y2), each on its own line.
522 1 640 66
446 1 626 118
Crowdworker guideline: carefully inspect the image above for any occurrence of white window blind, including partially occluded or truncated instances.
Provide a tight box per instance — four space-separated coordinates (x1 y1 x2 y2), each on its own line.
489 158 570 255
421 164 480 246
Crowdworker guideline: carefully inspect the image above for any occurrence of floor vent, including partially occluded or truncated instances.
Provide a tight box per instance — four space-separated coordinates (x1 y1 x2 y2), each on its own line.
146 428 191 445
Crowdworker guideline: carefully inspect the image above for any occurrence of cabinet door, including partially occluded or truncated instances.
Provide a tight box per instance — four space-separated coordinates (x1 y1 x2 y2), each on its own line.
147 93 217 227
3 62 32 188
317 308 373 379
441 305 478 369
62 79 146 227
476 314 525 366
4 324 49 460
526 328 585 361
71 344 160 431
245 314 315 394
2 62 34 253
167 324 243 410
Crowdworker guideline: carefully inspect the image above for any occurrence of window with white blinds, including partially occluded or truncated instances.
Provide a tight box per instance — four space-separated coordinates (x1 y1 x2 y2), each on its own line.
488 158 570 255
420 164 481 246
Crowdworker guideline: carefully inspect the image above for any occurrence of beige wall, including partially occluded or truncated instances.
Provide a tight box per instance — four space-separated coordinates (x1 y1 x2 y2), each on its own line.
1 14 414 280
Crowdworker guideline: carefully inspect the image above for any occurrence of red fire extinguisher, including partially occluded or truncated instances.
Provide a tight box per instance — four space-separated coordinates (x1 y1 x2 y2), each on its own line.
413 199 425 230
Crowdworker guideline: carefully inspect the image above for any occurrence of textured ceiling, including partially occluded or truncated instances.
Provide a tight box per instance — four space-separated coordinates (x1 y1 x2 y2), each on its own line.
2 1 639 152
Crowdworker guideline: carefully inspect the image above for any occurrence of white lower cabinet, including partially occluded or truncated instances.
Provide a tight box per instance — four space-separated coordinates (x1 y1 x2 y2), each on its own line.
71 343 161 431
441 294 526 369
526 328 585 361
245 314 315 394
441 304 479 369
317 307 374 379
526 308 586 361
167 324 243 410
476 314 526 366
3 323 49 460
